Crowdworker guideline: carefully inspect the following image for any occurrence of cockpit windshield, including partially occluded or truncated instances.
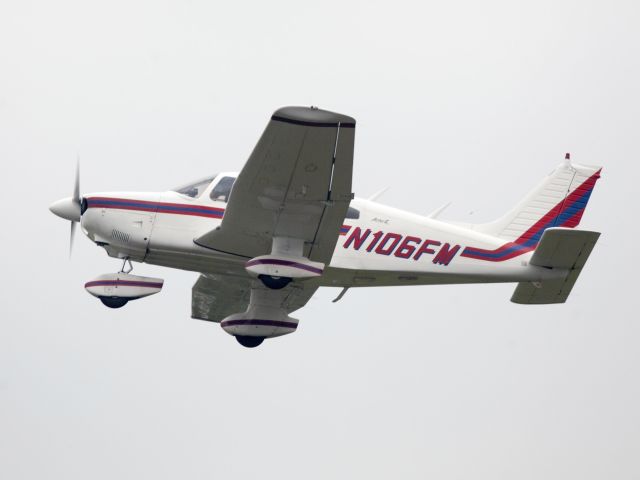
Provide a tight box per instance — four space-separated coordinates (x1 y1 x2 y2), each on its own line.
172 176 216 198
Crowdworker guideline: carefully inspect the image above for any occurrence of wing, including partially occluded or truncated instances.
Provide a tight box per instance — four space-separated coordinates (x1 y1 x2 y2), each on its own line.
191 273 318 323
194 106 355 264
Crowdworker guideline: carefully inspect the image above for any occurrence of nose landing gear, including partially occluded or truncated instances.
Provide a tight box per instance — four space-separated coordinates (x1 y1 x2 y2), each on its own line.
120 257 133 274
85 257 164 309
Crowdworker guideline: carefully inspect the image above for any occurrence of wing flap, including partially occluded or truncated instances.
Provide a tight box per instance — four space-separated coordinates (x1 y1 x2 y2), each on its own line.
308 123 355 262
192 274 251 322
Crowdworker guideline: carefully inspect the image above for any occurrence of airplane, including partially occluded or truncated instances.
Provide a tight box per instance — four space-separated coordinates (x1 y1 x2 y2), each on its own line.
49 106 602 348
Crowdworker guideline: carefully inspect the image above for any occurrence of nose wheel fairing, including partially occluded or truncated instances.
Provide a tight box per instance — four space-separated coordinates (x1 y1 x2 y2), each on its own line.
85 272 164 308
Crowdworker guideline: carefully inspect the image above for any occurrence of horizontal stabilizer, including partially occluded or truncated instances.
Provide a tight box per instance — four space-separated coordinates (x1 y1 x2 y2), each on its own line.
511 227 600 304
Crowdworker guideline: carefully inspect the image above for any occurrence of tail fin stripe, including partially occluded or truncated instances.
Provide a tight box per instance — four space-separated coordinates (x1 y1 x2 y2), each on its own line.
521 185 595 246
517 170 600 246
461 242 533 261
549 172 599 229
461 169 601 262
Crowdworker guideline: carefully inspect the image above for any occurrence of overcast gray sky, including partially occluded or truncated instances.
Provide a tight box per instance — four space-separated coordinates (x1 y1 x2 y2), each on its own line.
1 0 639 478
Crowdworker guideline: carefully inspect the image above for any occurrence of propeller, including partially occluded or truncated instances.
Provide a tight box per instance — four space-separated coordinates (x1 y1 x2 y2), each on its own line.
70 159 80 256
49 158 82 256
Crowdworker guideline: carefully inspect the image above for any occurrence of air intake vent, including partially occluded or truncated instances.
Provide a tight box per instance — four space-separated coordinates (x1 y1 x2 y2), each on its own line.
111 229 130 243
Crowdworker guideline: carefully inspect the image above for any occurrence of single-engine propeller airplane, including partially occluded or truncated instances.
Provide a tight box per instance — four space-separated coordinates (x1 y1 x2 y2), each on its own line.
50 106 602 348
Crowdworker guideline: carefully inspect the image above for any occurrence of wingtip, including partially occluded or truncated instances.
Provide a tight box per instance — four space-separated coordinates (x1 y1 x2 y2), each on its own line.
272 106 356 128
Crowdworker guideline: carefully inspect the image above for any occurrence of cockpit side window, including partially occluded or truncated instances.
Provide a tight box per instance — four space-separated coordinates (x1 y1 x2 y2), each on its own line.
172 176 216 198
210 176 236 203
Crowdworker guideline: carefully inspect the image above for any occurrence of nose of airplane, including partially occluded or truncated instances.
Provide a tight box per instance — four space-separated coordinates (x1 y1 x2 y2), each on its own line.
49 197 81 222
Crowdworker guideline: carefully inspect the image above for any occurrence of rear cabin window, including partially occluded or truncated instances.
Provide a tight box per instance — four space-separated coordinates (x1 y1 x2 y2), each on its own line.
346 207 360 219
210 176 236 203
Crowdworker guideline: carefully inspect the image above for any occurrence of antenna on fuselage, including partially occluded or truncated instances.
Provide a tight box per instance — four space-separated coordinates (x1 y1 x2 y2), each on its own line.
367 187 389 202
427 201 452 219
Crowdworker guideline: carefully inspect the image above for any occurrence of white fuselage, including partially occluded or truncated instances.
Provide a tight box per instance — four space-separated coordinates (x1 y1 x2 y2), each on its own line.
79 174 563 289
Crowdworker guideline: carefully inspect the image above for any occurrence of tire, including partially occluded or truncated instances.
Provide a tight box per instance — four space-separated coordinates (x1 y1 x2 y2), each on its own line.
258 274 292 290
235 336 265 348
99 296 129 309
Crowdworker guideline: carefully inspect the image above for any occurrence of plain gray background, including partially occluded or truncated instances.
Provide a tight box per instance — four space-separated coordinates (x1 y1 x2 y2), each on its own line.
1 0 639 478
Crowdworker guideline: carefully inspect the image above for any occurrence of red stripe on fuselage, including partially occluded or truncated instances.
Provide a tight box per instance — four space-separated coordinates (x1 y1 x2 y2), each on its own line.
87 197 225 218
84 280 163 288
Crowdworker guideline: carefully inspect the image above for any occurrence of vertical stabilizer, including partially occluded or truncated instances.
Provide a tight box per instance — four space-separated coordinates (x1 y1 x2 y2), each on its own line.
475 154 601 250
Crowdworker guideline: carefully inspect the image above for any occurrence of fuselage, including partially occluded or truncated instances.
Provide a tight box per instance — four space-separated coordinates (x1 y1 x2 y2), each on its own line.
47 105 602 349
79 173 563 288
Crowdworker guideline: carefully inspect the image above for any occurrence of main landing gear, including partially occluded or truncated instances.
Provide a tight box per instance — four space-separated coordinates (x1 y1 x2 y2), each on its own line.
85 257 165 309
98 258 134 308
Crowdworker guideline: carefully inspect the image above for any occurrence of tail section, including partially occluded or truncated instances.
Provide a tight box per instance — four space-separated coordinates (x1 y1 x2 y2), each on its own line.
477 154 602 250
511 227 600 304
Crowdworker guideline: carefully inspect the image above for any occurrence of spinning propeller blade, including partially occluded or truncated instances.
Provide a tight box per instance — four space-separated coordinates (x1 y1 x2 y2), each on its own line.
70 220 77 257
69 158 81 256
73 157 81 207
